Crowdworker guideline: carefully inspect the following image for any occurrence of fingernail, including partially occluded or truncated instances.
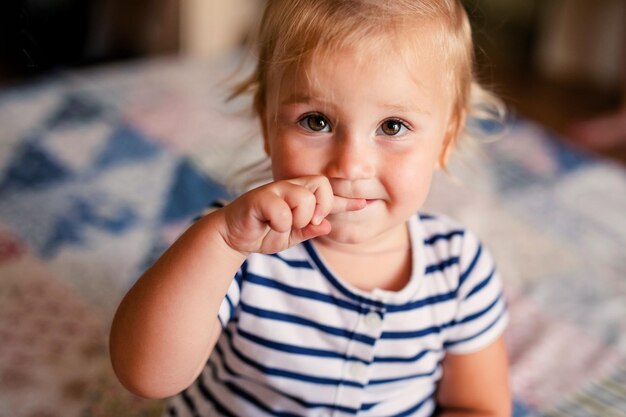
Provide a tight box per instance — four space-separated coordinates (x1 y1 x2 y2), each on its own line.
352 199 367 210
312 214 323 226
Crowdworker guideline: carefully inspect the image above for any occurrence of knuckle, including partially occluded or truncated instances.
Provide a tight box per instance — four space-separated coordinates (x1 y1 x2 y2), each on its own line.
301 191 316 206
275 205 292 222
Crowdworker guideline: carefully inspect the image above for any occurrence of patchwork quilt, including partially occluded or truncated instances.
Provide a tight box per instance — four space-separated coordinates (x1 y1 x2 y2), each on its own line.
0 56 625 417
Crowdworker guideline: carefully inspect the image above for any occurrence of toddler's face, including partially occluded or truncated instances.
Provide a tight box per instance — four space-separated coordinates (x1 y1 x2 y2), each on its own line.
262 29 457 248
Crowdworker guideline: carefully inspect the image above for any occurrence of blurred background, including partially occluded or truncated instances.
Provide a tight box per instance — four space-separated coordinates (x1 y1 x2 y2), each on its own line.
0 0 625 163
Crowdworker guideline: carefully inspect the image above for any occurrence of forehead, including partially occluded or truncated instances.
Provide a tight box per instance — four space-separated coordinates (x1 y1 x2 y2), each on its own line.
271 24 450 104
267 21 444 84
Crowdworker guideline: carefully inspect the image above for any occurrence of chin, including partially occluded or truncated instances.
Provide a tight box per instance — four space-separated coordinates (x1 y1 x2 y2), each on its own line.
324 225 373 245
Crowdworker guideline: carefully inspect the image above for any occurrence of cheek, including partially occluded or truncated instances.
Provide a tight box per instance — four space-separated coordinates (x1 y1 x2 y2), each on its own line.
269 151 292 181
269 140 316 181
383 150 437 199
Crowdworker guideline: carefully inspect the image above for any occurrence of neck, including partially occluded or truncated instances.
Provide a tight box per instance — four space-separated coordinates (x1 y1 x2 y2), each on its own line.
311 224 413 293
312 239 409 256
313 223 410 256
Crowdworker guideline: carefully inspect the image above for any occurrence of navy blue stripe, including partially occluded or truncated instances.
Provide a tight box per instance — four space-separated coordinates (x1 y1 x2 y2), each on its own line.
458 292 503 325
238 325 441 366
464 268 495 300
213 342 310 408
425 256 459 274
423 230 464 245
246 272 362 313
269 253 313 269
224 293 235 321
419 213 435 220
444 298 507 348
222 327 365 388
374 348 441 363
369 364 438 385
386 290 457 313
390 390 436 417
460 244 482 286
192 363 238 417
303 240 386 309
206 359 302 417
304 241 459 313
240 301 376 345
381 320 454 339
360 401 380 411
235 260 247 287
304 237 460 312
212 342 365 413
237 326 370 364
250 258 463 316
180 389 200 417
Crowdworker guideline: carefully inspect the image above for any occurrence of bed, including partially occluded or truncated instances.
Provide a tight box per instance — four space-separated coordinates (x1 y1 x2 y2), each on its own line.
0 55 625 417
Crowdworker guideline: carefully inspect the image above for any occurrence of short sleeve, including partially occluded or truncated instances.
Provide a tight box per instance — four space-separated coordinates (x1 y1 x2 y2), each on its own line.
216 262 245 328
444 230 508 354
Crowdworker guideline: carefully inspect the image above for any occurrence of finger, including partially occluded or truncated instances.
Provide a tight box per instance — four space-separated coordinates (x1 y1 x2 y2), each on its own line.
330 196 367 214
287 176 334 225
253 193 293 233
279 184 317 229
292 219 332 243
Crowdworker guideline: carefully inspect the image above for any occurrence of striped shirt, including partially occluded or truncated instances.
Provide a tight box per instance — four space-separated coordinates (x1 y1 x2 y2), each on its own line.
166 212 508 417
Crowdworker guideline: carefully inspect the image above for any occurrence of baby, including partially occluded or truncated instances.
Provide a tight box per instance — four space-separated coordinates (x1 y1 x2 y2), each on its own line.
110 1 511 416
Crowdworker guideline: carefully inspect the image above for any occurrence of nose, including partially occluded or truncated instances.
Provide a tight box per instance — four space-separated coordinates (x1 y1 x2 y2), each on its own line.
324 133 376 180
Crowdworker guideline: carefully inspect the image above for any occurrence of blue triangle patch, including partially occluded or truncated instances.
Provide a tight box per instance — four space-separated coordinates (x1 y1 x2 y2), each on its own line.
46 93 104 128
41 216 85 258
0 142 70 194
94 124 161 170
39 196 139 258
160 159 231 224
546 132 594 174
512 400 536 417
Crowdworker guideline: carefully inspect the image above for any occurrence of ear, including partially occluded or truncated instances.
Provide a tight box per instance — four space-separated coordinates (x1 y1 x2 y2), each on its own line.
437 108 466 169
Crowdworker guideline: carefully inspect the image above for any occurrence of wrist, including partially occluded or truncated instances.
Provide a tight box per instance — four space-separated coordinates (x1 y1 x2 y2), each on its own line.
200 209 251 259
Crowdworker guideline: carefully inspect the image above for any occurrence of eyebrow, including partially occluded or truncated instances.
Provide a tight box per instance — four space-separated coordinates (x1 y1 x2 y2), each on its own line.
280 93 430 115
280 93 323 106
380 103 430 115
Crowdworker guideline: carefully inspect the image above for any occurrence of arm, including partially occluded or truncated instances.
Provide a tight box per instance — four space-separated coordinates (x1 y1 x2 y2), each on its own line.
109 176 362 399
109 208 246 399
436 336 512 417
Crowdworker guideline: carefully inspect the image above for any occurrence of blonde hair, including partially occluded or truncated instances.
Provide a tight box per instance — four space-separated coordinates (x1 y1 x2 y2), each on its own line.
229 0 505 190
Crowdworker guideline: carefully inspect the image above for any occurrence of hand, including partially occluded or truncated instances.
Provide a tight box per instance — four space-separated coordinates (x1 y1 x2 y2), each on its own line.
218 176 365 254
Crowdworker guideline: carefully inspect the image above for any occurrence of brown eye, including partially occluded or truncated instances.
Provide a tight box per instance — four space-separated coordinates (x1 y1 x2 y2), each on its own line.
381 119 402 135
300 114 330 132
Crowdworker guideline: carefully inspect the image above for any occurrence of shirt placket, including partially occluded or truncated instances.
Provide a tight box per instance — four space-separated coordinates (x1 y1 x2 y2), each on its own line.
330 306 386 416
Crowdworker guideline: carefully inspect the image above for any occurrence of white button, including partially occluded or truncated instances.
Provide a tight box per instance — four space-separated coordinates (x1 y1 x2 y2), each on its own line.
349 362 368 379
364 311 382 330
